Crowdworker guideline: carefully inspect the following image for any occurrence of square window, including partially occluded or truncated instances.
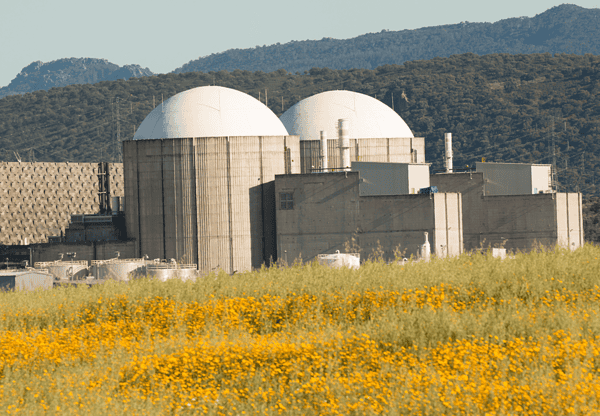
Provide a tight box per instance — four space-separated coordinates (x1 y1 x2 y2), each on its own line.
280 192 293 210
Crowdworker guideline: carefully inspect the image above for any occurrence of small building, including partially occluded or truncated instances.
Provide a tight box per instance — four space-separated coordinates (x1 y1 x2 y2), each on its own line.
475 162 552 195
0 269 53 291
351 161 430 196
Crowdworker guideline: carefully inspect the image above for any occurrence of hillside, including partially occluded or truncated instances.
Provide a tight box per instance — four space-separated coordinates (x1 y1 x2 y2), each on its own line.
0 53 599 196
0 58 153 99
174 4 600 75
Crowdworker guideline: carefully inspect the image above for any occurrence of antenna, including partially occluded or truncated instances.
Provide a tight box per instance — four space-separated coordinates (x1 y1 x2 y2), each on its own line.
116 97 121 162
552 117 557 191
13 151 21 163
265 89 268 107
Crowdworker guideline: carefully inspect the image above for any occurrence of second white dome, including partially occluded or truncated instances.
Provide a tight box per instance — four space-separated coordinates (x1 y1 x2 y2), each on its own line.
280 90 414 141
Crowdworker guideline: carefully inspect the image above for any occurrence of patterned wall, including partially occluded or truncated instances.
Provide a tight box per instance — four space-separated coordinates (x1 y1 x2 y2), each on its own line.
0 163 123 245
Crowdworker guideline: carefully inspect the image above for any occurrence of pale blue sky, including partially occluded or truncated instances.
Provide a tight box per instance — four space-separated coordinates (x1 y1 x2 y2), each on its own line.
2 1 599 88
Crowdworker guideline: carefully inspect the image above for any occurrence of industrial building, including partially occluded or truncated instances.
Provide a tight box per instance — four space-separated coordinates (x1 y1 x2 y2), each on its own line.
0 86 585 280
123 86 300 274
431 165 582 252
280 90 424 173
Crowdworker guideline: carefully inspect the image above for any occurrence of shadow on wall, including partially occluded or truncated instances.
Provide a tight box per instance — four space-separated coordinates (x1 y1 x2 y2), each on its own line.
249 181 278 269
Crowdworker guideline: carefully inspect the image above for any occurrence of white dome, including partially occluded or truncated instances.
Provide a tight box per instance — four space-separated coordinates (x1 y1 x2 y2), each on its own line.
280 90 413 141
133 86 288 140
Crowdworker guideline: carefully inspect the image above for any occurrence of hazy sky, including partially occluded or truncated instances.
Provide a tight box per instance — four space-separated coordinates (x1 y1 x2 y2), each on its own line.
2 1 599 88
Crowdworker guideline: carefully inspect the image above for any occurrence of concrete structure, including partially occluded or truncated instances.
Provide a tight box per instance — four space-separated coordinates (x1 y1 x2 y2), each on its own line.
475 162 552 195
351 162 430 196
30 240 137 264
431 172 583 251
125 86 300 274
275 171 462 263
64 214 126 242
280 90 423 173
0 162 123 245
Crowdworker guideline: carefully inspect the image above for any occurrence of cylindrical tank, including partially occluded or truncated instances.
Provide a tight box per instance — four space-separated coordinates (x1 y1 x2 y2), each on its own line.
320 131 328 172
124 136 300 275
338 119 350 171
34 261 88 280
146 262 197 282
90 259 147 281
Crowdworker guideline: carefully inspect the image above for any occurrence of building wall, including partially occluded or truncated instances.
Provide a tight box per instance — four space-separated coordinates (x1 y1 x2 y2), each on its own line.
0 162 123 245
352 162 430 196
275 172 462 263
531 165 552 194
476 162 533 195
556 193 584 250
481 194 559 250
124 136 300 274
431 173 486 250
276 172 360 262
299 137 425 173
431 172 583 251
31 240 137 264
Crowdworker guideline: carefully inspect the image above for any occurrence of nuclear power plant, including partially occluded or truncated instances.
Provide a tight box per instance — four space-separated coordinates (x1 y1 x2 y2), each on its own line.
0 85 584 286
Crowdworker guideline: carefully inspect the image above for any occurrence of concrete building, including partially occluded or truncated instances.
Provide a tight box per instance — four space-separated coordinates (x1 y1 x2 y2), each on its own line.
280 91 424 173
431 171 583 251
0 162 123 245
352 161 431 196
124 86 300 274
475 162 552 195
275 171 463 262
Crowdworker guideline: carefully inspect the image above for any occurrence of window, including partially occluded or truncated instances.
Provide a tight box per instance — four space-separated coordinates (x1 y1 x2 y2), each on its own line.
280 192 293 210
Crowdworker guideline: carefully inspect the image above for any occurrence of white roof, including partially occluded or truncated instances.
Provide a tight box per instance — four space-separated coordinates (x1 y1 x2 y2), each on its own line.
280 90 414 141
133 86 288 140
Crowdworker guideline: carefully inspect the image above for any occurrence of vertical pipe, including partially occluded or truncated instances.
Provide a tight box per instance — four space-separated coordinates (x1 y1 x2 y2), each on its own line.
445 133 453 173
320 131 328 172
338 119 350 171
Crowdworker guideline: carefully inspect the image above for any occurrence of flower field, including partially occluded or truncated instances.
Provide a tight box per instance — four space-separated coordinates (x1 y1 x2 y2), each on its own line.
1 245 600 415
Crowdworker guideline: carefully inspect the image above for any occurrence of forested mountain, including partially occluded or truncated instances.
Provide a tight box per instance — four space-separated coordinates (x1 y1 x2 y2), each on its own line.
174 4 600 75
0 58 153 99
0 53 599 198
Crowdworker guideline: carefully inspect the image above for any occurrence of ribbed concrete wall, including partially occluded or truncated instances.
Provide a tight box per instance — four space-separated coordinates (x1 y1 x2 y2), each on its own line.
0 162 123 245
299 137 425 173
124 136 300 274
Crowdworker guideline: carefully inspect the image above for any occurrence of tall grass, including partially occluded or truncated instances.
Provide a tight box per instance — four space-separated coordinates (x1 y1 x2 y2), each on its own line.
0 245 599 414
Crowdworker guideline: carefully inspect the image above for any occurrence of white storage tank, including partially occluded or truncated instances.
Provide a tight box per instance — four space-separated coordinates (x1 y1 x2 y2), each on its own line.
90 258 147 281
146 261 198 282
34 260 88 280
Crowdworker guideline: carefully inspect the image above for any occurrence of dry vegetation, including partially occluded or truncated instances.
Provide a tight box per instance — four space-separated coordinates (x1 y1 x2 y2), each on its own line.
0 245 600 414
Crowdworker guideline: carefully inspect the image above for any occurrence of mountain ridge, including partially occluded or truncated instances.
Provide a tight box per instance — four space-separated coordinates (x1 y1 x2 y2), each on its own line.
2 4 600 98
0 58 153 99
172 4 600 75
